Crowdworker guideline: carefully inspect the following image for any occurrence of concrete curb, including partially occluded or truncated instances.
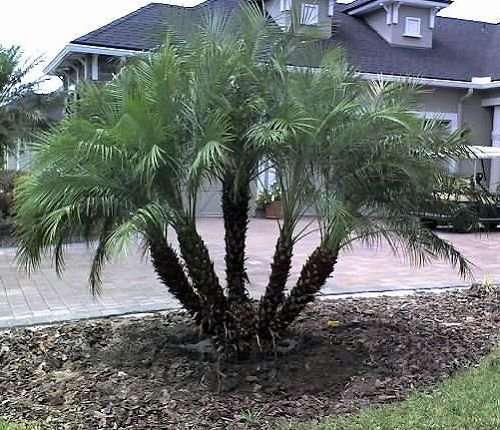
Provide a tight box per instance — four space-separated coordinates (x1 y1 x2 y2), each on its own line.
1 284 476 332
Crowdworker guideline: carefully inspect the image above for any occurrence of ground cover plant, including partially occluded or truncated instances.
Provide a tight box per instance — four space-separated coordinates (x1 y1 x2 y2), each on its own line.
15 5 473 358
0 420 42 430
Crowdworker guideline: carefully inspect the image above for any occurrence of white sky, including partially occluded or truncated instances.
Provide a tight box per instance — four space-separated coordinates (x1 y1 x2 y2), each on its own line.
0 0 498 92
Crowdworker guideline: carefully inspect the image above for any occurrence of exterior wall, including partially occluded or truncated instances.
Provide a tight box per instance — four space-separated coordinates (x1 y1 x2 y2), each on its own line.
265 0 332 38
364 9 392 44
418 88 460 114
461 92 493 178
391 5 433 49
265 0 291 29
462 92 492 148
295 0 332 39
363 4 434 48
417 87 493 180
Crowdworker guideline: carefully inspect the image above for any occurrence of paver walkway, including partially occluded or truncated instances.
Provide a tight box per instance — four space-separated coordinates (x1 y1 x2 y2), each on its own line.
1 218 500 328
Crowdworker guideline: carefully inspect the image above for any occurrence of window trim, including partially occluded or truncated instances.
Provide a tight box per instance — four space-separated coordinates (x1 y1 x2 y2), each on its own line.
300 3 319 25
404 16 422 38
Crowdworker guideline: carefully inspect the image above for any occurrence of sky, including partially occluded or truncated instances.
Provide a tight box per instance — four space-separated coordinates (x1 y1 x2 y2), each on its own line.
0 0 499 92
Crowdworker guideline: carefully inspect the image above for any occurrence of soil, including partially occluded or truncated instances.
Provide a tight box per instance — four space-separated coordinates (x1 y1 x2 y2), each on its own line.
1 287 499 429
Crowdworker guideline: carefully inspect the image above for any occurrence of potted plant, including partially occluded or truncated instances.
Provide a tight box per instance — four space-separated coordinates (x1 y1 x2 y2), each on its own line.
254 189 270 218
256 183 282 219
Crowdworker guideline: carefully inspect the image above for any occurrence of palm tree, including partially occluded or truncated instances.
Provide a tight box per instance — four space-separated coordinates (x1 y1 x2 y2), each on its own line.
15 5 472 358
0 45 45 163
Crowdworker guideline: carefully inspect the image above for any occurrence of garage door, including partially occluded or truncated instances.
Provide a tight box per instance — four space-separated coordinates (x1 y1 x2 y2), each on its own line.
196 182 223 217
195 180 258 217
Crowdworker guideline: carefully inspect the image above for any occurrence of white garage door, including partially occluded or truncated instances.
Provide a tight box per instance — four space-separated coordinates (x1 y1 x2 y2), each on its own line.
196 182 223 217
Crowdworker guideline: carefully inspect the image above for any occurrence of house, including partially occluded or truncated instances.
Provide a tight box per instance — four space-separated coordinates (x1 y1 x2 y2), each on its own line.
43 0 500 215
4 92 65 171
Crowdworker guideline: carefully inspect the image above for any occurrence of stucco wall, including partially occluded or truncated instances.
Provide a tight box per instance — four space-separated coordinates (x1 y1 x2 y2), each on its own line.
265 0 332 38
364 5 433 48
392 5 433 49
462 92 492 148
419 88 460 114
461 92 493 178
418 87 492 148
364 9 392 44
265 0 291 29
418 87 492 179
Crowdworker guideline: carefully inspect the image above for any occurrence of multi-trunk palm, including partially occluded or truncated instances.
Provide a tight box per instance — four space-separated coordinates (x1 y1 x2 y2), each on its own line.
16 5 472 358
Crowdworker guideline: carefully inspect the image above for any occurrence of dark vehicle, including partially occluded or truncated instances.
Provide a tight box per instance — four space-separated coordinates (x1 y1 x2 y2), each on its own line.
420 146 500 233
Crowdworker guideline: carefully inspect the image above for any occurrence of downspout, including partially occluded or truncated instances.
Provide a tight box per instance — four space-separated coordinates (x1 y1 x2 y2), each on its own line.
458 88 474 129
454 88 474 174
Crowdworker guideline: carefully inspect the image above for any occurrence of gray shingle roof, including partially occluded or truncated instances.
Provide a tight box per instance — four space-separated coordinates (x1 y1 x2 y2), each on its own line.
331 3 500 81
70 0 500 82
71 1 238 50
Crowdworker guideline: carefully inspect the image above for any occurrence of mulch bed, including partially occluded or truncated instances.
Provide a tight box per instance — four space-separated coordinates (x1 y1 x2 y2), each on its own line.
1 288 499 429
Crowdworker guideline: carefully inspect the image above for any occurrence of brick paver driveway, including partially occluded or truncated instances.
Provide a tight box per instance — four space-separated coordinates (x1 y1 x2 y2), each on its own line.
1 218 500 328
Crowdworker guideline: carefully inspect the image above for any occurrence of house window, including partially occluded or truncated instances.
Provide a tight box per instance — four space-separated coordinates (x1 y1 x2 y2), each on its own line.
404 17 422 37
280 0 291 12
328 0 334 17
301 3 319 25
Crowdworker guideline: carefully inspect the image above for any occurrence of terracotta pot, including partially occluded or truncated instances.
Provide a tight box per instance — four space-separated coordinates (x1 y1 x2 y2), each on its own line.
265 200 282 219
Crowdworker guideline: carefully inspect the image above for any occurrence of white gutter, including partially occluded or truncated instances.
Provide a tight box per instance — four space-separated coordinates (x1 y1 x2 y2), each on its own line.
359 72 500 90
44 43 142 76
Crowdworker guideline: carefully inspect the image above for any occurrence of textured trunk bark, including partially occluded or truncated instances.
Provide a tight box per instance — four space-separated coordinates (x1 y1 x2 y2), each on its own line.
176 223 226 307
222 176 251 305
175 223 228 343
258 226 293 335
149 239 202 319
272 246 339 334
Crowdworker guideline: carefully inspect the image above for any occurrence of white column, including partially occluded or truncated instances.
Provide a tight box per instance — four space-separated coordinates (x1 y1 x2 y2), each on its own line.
429 8 438 29
83 58 89 80
382 3 392 25
392 2 400 24
91 54 99 80
489 105 500 192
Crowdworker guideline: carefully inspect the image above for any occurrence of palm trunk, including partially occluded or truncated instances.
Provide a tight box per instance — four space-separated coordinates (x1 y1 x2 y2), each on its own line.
258 225 293 335
221 178 260 357
176 223 226 310
222 176 251 305
175 222 236 353
272 245 339 334
149 239 202 320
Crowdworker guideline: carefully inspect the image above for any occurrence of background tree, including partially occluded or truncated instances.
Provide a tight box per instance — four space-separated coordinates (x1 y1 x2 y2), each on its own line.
0 45 46 163
15 5 472 359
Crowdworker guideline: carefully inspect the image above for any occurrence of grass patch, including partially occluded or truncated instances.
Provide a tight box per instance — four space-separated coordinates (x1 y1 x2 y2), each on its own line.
279 348 500 430
0 420 43 430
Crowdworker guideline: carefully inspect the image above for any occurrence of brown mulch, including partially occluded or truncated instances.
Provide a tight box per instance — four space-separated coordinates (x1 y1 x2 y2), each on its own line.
1 288 499 429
